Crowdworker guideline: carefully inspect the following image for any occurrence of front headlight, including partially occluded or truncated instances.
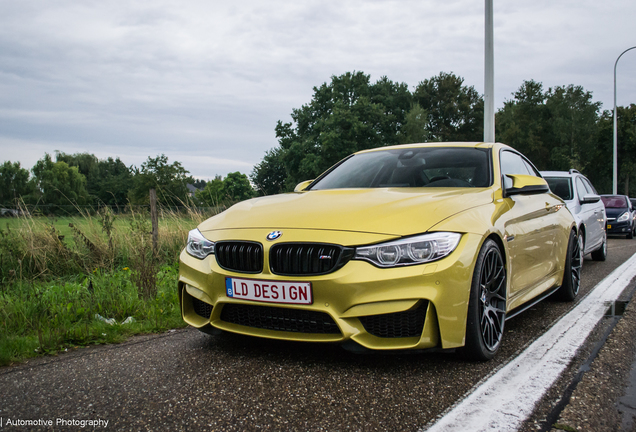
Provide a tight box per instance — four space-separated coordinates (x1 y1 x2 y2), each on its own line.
186 229 215 259
617 212 630 222
354 232 462 268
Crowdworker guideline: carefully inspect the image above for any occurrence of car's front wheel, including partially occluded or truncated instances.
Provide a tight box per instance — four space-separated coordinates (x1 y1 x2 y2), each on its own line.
556 230 582 301
462 239 507 361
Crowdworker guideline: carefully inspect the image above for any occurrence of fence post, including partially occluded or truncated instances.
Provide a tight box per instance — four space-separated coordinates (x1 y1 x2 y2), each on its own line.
149 189 158 257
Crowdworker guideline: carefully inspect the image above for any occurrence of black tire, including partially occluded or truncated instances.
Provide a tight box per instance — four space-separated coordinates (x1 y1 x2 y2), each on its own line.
556 230 581 301
461 239 507 362
591 230 607 261
628 225 634 239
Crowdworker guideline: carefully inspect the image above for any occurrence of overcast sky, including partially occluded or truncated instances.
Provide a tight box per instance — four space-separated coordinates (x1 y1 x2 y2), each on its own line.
1 0 635 180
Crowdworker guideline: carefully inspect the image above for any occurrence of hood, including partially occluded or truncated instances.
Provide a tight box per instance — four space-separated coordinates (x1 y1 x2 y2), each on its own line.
605 207 629 219
199 188 494 237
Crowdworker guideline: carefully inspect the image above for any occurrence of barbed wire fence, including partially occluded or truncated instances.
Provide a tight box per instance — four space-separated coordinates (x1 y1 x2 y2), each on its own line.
0 203 227 218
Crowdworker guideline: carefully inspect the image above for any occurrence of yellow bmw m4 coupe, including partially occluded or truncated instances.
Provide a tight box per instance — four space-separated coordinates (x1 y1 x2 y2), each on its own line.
179 142 579 360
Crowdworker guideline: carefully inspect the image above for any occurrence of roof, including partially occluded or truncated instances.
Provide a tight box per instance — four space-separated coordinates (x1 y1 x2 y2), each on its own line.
357 142 502 155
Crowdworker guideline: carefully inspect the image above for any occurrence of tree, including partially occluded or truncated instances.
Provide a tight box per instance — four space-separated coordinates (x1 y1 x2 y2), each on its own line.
56 152 132 206
595 105 636 195
545 85 601 172
192 179 207 189
617 104 636 196
412 72 483 141
496 80 551 168
223 172 255 202
55 151 99 181
30 154 89 208
93 157 133 206
398 103 430 144
496 81 601 173
368 76 413 146
195 176 224 206
251 147 287 196
128 154 194 206
590 110 615 194
261 71 413 190
195 173 255 206
0 161 33 206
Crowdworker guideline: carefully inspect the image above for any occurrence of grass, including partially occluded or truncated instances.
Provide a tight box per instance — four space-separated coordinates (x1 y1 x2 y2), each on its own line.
0 266 184 365
0 206 217 366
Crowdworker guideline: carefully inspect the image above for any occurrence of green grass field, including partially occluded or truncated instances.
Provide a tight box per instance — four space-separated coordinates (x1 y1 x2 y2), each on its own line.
1 214 201 244
0 209 213 366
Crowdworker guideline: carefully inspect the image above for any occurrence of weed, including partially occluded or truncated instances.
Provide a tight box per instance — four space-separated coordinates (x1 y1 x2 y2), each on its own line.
0 265 185 366
0 203 215 365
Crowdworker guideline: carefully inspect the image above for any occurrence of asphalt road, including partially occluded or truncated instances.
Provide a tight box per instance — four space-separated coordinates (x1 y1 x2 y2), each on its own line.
1 238 635 432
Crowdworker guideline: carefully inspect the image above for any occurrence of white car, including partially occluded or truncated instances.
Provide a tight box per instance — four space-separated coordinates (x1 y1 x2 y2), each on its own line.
542 170 607 261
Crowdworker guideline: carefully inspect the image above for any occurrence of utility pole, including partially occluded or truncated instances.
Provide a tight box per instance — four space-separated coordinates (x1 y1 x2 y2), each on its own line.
613 46 636 194
484 0 495 143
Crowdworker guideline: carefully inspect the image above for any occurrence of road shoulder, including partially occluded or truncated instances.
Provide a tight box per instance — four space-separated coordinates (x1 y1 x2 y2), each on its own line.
548 282 636 431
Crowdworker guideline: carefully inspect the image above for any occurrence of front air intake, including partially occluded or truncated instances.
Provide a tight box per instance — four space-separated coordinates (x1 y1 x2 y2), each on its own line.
359 302 427 338
220 304 341 334
192 297 213 319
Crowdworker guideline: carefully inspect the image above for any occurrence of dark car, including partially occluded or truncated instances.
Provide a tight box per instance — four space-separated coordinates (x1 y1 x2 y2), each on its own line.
601 195 635 239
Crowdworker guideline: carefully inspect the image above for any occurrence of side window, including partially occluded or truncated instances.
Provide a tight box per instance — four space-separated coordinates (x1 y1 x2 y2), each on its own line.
500 151 534 189
545 177 572 200
500 151 531 176
522 159 541 177
575 177 589 202
582 178 598 195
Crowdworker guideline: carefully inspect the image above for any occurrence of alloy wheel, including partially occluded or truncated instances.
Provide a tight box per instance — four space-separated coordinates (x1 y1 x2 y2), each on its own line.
479 247 507 352
570 233 582 296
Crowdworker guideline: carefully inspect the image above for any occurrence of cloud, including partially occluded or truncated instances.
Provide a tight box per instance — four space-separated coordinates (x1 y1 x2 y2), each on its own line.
1 0 635 179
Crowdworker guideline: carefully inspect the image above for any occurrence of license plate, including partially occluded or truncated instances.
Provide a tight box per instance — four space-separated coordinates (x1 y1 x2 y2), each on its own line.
607 224 612 229
225 277 313 305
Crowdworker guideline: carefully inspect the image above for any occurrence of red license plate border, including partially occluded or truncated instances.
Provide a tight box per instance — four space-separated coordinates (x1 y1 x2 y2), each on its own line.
225 277 313 305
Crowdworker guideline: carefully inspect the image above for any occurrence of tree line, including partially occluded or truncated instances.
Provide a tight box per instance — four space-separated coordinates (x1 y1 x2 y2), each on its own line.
250 71 636 196
2 70 635 212
0 152 255 212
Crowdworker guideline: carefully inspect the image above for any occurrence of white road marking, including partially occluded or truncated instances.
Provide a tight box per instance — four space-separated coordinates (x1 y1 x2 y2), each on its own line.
423 252 636 432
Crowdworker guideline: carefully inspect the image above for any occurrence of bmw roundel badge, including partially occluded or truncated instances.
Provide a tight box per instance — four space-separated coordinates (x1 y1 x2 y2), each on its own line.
266 231 283 241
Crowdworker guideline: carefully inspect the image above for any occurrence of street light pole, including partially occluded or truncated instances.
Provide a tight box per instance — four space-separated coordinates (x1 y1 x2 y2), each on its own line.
484 0 495 143
613 46 636 195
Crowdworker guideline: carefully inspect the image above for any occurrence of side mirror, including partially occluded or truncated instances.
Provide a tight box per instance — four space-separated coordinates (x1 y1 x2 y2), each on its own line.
504 174 550 197
294 180 314 192
581 194 601 204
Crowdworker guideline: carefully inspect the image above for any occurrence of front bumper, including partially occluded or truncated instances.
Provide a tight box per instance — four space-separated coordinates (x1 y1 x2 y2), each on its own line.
178 231 482 351
607 220 632 235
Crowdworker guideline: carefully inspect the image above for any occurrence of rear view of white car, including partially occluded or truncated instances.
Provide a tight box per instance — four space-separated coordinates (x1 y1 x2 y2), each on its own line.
542 170 607 261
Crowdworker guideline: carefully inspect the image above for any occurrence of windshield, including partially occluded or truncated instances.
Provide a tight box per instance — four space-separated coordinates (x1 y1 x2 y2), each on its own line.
545 177 573 201
601 195 628 208
310 147 492 190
